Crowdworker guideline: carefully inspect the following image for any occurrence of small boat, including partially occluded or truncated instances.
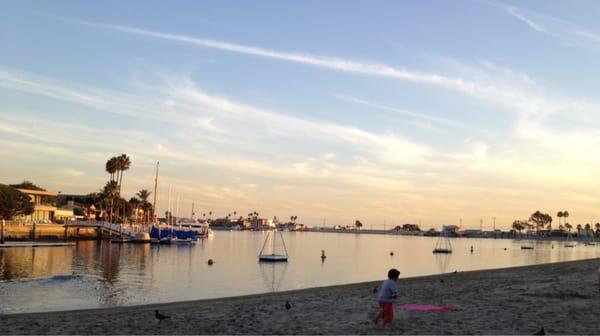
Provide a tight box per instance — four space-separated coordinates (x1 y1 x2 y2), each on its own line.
131 232 151 243
259 230 289 262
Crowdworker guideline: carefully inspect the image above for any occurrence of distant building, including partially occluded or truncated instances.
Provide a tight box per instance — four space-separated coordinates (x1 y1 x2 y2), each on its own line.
16 188 58 223
460 229 482 237
441 225 459 237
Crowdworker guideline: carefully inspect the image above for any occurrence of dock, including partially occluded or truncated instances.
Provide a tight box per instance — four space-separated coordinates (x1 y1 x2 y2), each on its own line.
0 242 76 248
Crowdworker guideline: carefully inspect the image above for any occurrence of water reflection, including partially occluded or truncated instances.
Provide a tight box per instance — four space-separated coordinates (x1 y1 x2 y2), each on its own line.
259 262 288 291
434 253 452 274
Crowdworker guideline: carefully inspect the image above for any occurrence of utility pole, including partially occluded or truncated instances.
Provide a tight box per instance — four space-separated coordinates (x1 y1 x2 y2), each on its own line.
152 161 159 224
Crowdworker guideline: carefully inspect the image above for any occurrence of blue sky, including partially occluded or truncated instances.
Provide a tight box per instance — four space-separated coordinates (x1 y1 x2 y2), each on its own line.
3 1 600 229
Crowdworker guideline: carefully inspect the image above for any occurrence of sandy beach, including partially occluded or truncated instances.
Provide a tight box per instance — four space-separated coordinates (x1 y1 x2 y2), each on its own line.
1 258 599 335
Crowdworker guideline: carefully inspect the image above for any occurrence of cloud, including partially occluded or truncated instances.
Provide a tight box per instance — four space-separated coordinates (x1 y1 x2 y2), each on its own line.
69 19 554 112
505 6 545 32
334 94 480 134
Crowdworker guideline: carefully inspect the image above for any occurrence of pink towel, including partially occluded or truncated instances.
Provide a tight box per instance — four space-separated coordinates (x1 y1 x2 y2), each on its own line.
394 303 458 313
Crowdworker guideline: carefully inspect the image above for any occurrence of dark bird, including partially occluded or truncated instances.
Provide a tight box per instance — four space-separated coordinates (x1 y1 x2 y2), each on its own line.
390 251 394 256
207 259 214 265
372 286 379 294
155 310 170 322
285 301 291 310
533 327 545 335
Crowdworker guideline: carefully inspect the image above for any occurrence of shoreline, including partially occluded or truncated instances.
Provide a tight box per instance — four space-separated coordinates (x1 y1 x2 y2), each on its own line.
2 258 600 334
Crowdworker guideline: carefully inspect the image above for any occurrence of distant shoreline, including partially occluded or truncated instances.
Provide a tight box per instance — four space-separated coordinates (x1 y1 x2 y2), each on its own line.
214 226 594 243
2 258 599 334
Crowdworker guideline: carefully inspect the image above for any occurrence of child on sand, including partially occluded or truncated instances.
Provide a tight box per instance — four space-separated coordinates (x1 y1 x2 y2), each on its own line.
373 268 400 327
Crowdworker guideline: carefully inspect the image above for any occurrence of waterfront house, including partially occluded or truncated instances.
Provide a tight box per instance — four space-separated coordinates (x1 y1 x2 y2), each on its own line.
16 188 58 223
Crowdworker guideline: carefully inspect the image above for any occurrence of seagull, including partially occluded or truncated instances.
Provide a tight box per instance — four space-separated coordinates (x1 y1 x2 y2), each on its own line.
285 301 291 310
533 327 545 335
155 310 170 322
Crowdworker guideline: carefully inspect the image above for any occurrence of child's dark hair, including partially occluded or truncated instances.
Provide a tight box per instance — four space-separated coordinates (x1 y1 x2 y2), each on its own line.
388 268 400 279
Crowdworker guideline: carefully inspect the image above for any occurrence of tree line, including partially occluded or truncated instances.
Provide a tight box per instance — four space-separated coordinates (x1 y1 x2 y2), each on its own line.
512 210 600 236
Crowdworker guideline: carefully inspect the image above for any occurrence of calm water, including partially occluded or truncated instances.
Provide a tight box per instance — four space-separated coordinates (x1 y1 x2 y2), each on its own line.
1 231 599 314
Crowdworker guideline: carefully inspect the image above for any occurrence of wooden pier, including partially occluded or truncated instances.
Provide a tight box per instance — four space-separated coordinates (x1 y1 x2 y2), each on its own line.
0 242 76 248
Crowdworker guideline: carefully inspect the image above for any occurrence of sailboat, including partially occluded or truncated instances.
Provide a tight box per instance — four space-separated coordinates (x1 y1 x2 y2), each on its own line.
520 229 534 250
583 229 596 246
432 226 452 254
259 230 289 262
564 230 576 247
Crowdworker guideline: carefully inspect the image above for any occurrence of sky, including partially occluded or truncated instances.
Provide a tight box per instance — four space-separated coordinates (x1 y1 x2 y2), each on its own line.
3 1 600 229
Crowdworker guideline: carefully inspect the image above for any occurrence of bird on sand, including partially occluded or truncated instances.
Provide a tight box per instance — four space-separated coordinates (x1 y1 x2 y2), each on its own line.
285 301 291 310
155 310 170 322
533 327 545 335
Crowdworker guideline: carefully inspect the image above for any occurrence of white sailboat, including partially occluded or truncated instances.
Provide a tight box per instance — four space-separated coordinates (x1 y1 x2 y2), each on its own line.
432 227 452 254
259 230 289 262
520 230 534 250
584 229 595 246
564 230 576 247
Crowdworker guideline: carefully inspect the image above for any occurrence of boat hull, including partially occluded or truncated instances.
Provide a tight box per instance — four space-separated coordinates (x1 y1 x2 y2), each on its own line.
259 255 288 262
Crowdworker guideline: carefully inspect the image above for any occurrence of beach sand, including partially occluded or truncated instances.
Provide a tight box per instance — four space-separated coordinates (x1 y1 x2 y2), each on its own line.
2 258 599 335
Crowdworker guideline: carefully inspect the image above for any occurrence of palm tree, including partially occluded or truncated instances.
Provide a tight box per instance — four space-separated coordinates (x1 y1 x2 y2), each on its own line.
512 220 526 237
565 222 572 234
585 223 591 237
105 157 118 182
117 154 131 194
129 197 141 222
136 189 151 203
557 211 563 228
102 180 119 222
576 224 582 234
563 211 570 226
136 189 151 223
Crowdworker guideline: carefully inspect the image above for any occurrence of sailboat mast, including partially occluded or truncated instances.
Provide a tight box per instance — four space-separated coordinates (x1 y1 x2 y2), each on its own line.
152 161 159 223
176 193 181 230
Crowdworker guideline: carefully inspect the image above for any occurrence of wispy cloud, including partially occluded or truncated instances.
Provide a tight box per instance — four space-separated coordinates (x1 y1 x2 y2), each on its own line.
493 2 600 50
68 19 551 113
505 6 545 32
334 94 481 134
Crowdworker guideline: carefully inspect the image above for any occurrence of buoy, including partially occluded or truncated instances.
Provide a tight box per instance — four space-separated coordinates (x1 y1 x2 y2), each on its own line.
207 259 214 265
390 251 394 256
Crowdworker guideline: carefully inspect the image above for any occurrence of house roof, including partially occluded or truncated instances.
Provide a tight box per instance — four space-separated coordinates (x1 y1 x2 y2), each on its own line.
17 188 58 196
